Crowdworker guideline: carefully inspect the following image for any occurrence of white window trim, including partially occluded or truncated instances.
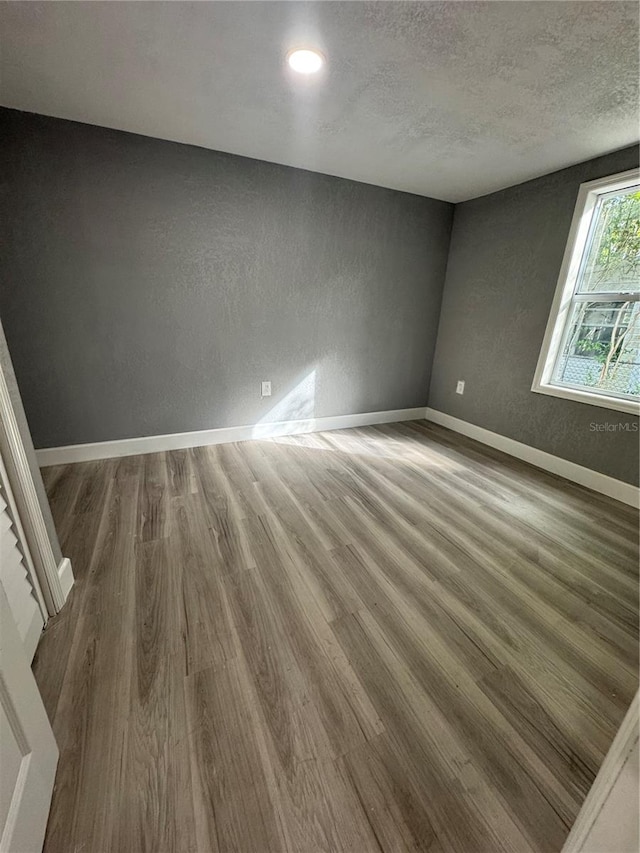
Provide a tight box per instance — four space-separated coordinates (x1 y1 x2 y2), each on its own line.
532 168 640 416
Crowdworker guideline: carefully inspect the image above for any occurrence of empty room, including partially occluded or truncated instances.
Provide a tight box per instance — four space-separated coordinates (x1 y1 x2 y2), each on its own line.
0 2 638 852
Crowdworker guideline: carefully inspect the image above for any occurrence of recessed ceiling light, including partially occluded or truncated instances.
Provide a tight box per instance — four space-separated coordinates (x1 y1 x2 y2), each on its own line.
287 48 325 75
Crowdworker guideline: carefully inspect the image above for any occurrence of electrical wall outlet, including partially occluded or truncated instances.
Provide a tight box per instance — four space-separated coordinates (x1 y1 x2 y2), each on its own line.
456 380 465 395
261 380 272 397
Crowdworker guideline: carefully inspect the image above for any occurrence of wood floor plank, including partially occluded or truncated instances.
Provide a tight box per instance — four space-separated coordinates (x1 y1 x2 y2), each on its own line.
332 610 537 853
34 420 639 853
116 539 197 853
244 510 385 752
185 659 286 853
171 495 237 673
138 452 170 542
339 735 438 853
40 466 139 853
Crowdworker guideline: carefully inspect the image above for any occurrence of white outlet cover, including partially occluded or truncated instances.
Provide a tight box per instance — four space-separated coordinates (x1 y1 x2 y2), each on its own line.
261 381 272 397
456 380 465 395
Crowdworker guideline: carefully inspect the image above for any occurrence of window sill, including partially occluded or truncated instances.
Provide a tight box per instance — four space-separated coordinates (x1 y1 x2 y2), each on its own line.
531 381 640 415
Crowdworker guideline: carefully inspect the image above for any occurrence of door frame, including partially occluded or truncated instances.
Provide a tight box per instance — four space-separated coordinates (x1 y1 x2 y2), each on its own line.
562 692 639 852
0 581 59 853
0 359 72 617
0 448 48 657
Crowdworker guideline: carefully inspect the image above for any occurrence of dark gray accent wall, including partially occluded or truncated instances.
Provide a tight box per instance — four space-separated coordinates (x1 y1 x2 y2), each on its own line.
0 109 453 448
429 146 640 486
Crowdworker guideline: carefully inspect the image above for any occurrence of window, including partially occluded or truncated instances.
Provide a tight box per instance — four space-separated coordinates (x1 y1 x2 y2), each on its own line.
533 169 640 414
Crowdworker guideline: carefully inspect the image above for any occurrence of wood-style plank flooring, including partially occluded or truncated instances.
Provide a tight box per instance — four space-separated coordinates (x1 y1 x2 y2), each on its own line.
34 420 639 853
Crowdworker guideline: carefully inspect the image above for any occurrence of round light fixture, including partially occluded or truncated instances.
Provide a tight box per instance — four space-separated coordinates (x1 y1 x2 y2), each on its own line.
287 48 324 74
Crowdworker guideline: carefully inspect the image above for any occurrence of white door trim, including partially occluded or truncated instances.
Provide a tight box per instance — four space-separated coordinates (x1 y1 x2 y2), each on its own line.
0 450 47 661
0 582 59 853
562 692 639 852
0 359 73 616
0 450 47 624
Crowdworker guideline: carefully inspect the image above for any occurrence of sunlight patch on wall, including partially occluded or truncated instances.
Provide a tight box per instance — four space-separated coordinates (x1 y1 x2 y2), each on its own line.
252 369 317 438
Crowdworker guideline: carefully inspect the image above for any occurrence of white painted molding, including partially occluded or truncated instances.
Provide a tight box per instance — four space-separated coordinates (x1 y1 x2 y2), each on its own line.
562 692 638 852
425 408 639 508
0 358 74 616
35 407 427 466
37 405 639 508
0 448 48 624
57 558 74 602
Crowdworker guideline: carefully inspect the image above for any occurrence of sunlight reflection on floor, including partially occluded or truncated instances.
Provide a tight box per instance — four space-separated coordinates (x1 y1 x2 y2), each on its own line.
250 368 459 468
266 423 462 469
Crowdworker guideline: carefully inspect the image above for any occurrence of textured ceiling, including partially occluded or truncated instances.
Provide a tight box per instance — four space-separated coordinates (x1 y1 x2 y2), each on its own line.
0 1 638 202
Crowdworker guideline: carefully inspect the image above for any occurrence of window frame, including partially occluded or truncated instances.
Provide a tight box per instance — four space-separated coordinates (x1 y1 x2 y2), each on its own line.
532 168 640 415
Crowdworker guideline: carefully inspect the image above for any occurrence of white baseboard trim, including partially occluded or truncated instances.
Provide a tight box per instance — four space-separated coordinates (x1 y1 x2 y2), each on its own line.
425 408 639 508
57 557 74 601
35 407 426 467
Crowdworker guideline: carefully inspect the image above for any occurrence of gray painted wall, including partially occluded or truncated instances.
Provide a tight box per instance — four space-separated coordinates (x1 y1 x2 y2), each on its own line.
0 318 62 562
0 109 453 448
429 146 640 486
1 108 637 488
